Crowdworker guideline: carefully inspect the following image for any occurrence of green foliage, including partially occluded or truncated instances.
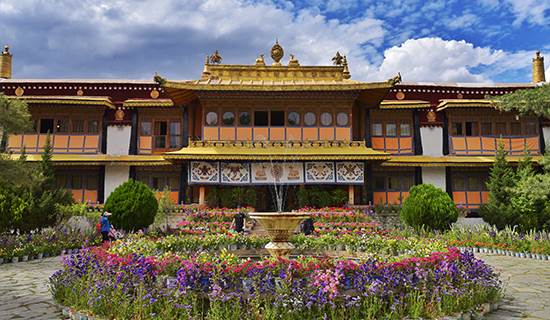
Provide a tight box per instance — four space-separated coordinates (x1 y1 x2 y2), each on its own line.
104 179 158 231
0 93 32 136
508 174 550 231
400 184 458 231
493 84 550 118
56 203 101 223
206 187 256 208
153 187 174 231
297 187 348 208
40 134 56 190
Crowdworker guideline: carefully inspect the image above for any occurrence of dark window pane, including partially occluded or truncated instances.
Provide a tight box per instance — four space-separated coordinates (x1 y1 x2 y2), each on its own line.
452 122 463 136
372 123 382 136
239 112 251 126
270 111 285 126
400 123 411 137
320 112 333 126
496 122 507 135
56 176 66 189
154 136 166 148
169 177 179 191
87 120 99 134
386 123 397 137
39 119 54 134
155 121 168 135
481 122 492 135
402 176 413 191
336 112 348 126
71 176 82 189
468 176 480 190
374 176 385 190
206 112 218 126
510 122 521 135
304 112 316 126
452 176 465 190
222 112 235 126
465 122 478 136
388 176 399 190
72 120 84 133
254 111 268 126
140 121 152 135
152 177 161 190
86 176 98 190
56 119 69 133
525 122 537 135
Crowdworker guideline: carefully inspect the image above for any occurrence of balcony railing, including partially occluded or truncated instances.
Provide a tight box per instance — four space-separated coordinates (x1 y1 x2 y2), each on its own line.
202 126 352 142
7 133 100 154
449 136 539 155
371 137 414 155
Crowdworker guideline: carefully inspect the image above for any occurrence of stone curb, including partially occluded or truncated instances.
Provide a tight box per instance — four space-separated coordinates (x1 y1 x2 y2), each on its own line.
0 248 81 267
457 246 550 261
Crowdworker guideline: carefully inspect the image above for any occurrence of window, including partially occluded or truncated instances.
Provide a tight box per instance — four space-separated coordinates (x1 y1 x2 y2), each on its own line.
206 112 218 126
287 112 300 126
465 122 478 136
56 119 69 133
39 119 54 134
387 176 400 190
140 121 152 135
336 112 349 126
169 121 181 148
254 111 268 126
510 122 521 135
525 122 537 135
88 120 99 134
468 176 481 190
374 176 385 190
72 120 84 133
270 111 285 126
320 112 333 126
152 177 164 190
386 123 397 137
400 123 411 137
86 176 98 190
495 122 507 135
222 112 235 126
481 122 492 135
452 122 463 136
154 121 168 148
239 112 251 126
452 176 465 190
304 112 316 126
372 123 383 136
71 176 82 189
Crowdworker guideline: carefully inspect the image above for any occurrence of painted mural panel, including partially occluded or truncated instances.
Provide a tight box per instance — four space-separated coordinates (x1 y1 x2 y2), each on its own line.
190 161 219 184
336 162 364 184
305 162 335 183
220 162 250 184
250 162 304 184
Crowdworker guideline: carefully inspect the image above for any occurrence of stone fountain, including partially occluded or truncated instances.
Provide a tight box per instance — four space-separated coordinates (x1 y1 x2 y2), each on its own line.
248 211 310 258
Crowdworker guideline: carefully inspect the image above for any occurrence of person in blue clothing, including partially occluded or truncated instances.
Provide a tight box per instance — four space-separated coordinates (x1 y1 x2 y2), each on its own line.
101 211 112 242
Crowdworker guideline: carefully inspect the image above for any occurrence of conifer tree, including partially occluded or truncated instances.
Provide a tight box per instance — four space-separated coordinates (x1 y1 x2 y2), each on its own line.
40 133 56 190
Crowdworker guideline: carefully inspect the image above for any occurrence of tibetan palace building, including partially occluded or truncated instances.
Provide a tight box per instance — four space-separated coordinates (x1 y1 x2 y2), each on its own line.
1 43 548 212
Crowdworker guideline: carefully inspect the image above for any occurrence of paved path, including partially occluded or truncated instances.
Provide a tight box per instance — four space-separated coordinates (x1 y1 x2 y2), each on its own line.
0 253 549 319
0 257 63 319
479 253 550 320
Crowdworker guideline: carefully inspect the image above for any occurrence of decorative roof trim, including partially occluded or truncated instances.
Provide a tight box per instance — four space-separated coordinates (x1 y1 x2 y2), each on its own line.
436 99 495 112
382 155 543 167
7 96 115 109
9 154 170 166
380 100 431 109
122 99 174 108
162 80 393 92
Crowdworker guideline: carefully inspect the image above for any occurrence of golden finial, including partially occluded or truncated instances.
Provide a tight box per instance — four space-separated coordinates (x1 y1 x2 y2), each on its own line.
532 51 545 83
209 50 222 64
342 56 351 79
2 45 10 55
288 54 300 67
332 51 344 66
271 40 284 66
255 54 265 66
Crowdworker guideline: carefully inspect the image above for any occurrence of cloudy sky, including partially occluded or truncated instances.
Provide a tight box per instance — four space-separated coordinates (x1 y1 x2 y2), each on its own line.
0 0 548 83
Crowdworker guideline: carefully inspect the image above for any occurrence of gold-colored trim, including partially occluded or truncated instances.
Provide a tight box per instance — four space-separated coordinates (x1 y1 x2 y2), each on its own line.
381 155 543 167
380 100 431 109
122 99 174 108
436 99 495 112
163 80 393 92
7 96 115 109
8 154 171 166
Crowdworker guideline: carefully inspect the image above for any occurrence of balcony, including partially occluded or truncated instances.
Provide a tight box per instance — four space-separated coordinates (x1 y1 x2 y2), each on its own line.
449 136 540 156
7 133 100 154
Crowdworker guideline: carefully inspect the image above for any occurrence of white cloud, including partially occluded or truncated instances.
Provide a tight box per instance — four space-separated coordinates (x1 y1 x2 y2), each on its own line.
506 0 550 26
375 38 504 83
445 13 479 30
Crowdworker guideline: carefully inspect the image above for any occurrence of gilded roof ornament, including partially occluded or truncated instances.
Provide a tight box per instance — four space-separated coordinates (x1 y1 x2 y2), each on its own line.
270 40 284 65
153 72 166 86
209 50 222 64
387 72 402 85
342 56 351 79
255 54 266 66
2 45 10 55
332 51 344 66
288 54 300 67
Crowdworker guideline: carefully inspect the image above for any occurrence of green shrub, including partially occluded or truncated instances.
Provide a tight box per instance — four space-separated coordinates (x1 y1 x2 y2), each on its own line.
400 184 458 231
297 187 349 208
104 179 158 231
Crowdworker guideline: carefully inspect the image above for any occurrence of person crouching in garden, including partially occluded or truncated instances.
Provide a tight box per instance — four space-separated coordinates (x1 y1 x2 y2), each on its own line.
101 211 112 242
233 211 246 233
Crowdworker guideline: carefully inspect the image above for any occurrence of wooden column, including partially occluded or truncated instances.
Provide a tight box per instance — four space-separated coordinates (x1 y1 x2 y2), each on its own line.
348 185 355 205
199 186 206 205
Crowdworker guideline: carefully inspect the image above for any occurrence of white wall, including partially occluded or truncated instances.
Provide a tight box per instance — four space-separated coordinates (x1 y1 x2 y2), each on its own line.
106 125 132 155
420 126 443 156
104 165 130 200
421 167 446 190
543 126 550 149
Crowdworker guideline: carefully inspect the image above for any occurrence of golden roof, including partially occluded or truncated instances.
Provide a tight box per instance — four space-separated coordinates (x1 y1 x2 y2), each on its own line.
9 154 170 166
382 155 543 167
165 140 389 161
380 100 431 109
436 99 495 112
7 95 115 109
122 99 174 108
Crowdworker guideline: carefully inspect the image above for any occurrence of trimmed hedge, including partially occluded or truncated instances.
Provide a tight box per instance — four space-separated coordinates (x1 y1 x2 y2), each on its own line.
400 184 458 231
104 180 158 231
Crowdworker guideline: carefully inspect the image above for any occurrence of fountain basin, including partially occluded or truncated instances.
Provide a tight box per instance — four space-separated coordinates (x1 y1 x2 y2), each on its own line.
248 212 310 258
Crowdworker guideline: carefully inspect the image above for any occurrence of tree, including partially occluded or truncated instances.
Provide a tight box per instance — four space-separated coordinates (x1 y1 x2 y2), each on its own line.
400 184 458 231
492 84 550 118
0 94 32 139
480 142 517 229
104 180 158 231
39 134 56 190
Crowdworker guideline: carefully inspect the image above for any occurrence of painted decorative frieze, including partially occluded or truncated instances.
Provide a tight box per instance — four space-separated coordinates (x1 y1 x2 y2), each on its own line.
336 162 364 184
220 162 250 184
305 162 335 183
250 162 304 184
190 161 219 184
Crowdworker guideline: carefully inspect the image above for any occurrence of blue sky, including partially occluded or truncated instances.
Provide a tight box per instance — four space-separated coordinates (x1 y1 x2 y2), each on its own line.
0 0 548 83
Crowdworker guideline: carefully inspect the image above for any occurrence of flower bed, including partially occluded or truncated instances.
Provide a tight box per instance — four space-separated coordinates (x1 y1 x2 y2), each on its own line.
50 246 501 319
313 222 385 235
298 206 373 222
0 227 99 264
186 207 254 222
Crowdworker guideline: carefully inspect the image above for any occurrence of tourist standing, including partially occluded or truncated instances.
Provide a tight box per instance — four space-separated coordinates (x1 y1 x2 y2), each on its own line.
233 211 246 233
101 211 112 242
